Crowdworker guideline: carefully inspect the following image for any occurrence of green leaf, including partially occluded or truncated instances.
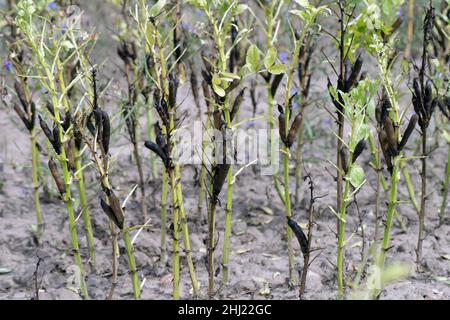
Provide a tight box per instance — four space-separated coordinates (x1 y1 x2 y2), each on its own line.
268 63 286 75
246 44 261 73
295 0 310 7
220 71 240 82
149 0 166 17
236 4 248 14
347 164 364 188
187 0 207 9
264 47 277 69
213 85 226 97
212 74 225 97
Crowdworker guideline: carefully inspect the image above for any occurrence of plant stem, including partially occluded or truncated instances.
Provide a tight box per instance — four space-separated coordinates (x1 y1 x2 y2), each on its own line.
216 24 234 291
31 130 43 238
377 156 400 279
439 144 450 224
221 168 233 286
56 56 97 272
107 222 118 299
294 107 306 205
168 168 180 299
75 151 96 271
146 106 158 179
48 58 89 299
175 164 200 297
133 140 148 222
283 145 295 285
154 22 199 298
281 36 304 286
402 163 420 213
122 224 141 299
208 200 217 298
416 129 427 264
337 177 351 299
160 167 168 263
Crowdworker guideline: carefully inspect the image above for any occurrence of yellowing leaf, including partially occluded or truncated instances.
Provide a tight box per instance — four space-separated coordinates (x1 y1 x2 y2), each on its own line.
268 63 286 75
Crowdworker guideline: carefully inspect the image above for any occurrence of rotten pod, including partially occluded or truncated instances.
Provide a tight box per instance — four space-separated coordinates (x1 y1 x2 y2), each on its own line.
212 163 230 202
287 218 309 255
48 158 65 195
399 114 418 151
352 139 367 163
340 147 349 174
286 112 302 148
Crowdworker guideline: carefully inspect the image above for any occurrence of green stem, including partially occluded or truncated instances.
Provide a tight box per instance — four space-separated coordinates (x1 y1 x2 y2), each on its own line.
75 150 96 271
208 200 216 298
416 129 427 264
401 163 420 213
439 144 450 224
146 104 158 179
47 60 89 300
169 169 180 300
294 110 305 205
283 146 295 284
122 225 141 299
221 168 233 286
175 164 200 297
160 167 168 262
377 157 400 284
337 177 351 299
31 130 43 237
281 38 304 286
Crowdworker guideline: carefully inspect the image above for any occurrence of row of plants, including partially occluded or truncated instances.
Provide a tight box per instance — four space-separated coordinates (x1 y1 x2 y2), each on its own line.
0 0 448 299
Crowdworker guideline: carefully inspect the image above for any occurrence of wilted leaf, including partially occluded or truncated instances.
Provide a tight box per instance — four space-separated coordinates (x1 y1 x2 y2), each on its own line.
236 248 251 254
0 267 12 275
259 206 273 215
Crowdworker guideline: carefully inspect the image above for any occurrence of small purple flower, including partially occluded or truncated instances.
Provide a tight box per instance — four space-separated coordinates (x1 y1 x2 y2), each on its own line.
323 118 333 126
397 8 403 17
48 2 58 10
61 23 67 34
181 21 189 30
3 60 13 72
245 121 256 128
279 52 288 64
196 10 205 17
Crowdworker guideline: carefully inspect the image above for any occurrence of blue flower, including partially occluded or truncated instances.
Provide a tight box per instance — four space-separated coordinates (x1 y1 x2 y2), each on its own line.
323 118 333 126
48 2 58 10
3 60 13 72
279 52 288 64
181 21 189 30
